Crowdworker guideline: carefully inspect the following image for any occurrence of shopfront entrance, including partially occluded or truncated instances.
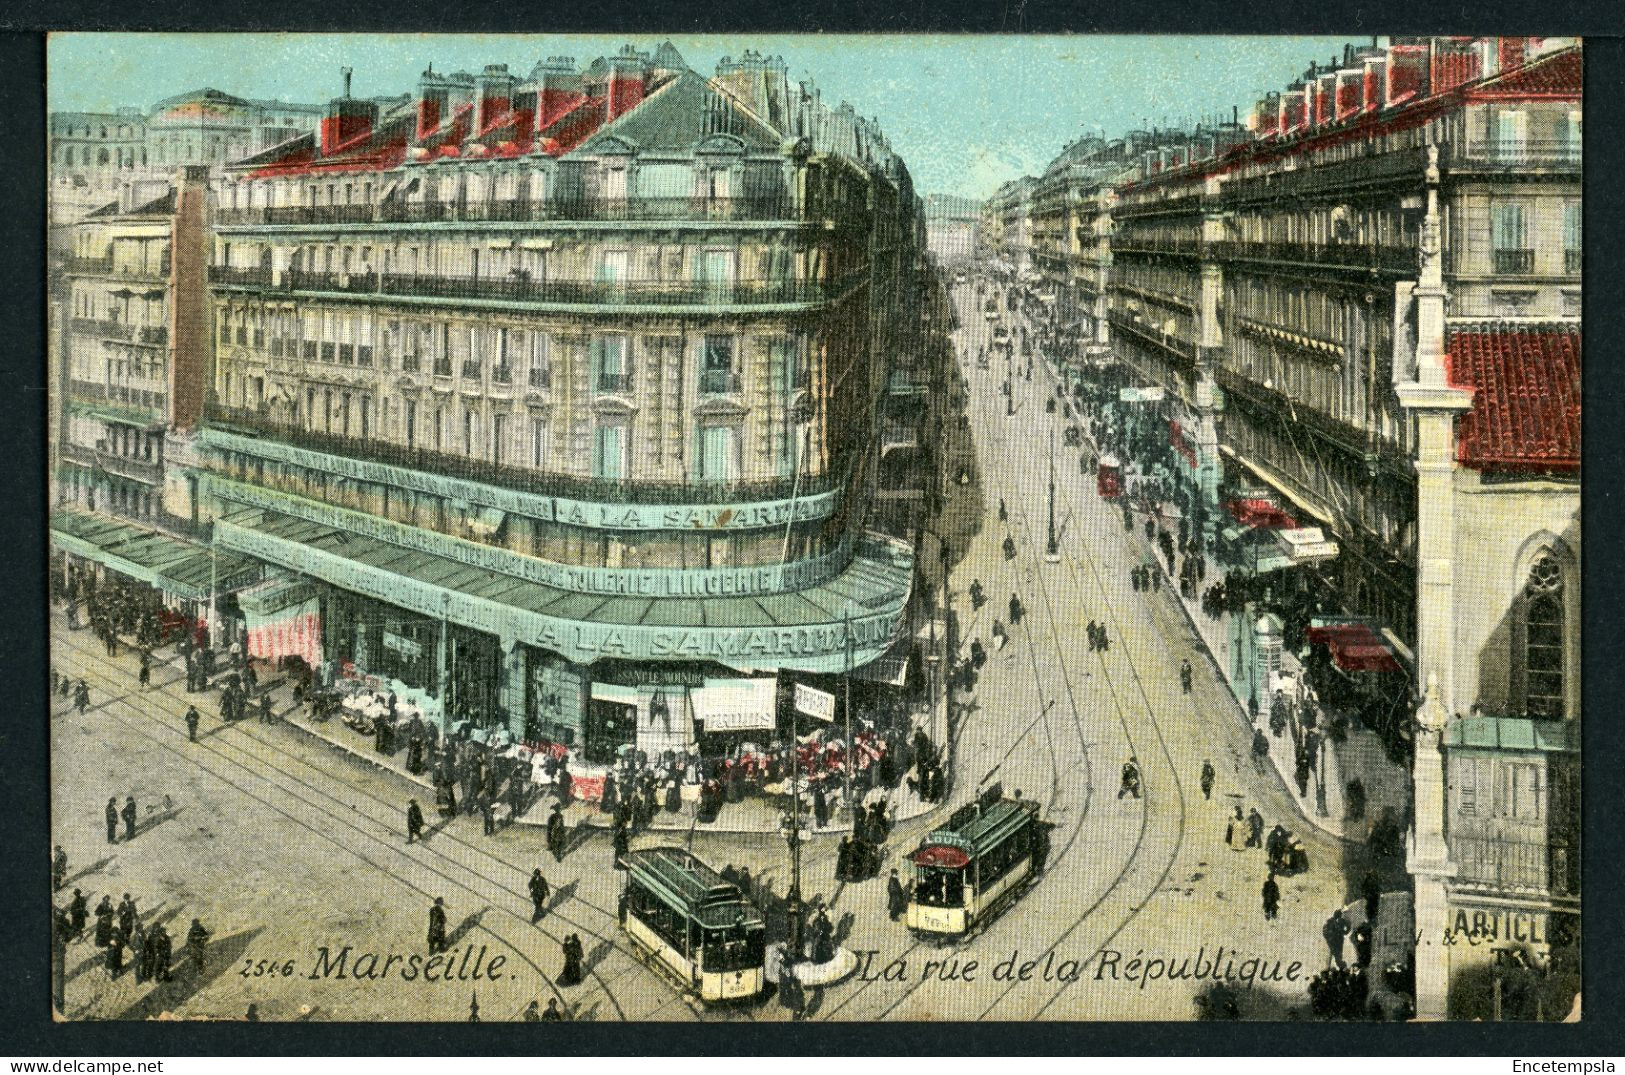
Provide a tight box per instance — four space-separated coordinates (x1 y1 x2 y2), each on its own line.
585 690 636 765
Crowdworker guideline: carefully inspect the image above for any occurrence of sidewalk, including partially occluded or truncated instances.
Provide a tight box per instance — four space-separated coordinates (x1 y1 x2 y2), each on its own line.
1036 349 1409 842
274 689 934 839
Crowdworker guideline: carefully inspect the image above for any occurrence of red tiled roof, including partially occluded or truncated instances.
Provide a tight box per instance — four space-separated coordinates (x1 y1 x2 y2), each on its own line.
1469 46 1582 98
1447 324 1581 473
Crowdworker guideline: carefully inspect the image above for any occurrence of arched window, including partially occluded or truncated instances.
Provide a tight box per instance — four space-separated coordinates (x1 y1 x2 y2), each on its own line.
1523 553 1566 718
97 148 109 165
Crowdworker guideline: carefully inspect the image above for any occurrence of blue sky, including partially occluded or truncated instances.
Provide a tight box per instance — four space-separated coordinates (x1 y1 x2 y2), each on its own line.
48 33 1358 199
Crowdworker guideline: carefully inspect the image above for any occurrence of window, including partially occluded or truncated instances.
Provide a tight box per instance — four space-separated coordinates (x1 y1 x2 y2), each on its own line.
463 410 478 456
1491 202 1531 274
701 334 736 394
1563 202 1581 274
530 418 548 469
404 399 417 448
698 424 739 482
491 413 507 465
1492 109 1527 163
593 424 627 480
1523 553 1566 718
528 332 551 389
595 335 630 393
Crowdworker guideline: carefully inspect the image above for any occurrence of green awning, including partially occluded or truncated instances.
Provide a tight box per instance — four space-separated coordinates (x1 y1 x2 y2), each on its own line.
51 507 260 601
213 503 913 674
65 400 163 429
1445 715 1579 753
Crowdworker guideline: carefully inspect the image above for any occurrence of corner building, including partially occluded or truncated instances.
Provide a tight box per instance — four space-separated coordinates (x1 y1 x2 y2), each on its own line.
183 44 924 765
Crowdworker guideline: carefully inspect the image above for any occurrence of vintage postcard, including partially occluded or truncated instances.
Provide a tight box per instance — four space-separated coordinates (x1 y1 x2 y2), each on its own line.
45 32 1581 1024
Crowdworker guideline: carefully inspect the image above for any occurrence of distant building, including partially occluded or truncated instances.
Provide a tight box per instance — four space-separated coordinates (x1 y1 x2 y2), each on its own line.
922 193 980 265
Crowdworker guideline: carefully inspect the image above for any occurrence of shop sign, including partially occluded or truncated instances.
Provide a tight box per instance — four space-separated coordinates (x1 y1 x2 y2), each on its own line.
794 683 836 722
381 630 423 661
1446 905 1554 948
692 679 778 732
1119 386 1165 403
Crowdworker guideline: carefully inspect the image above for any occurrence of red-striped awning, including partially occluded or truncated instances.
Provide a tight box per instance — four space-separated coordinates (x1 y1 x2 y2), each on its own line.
1224 497 1300 530
1307 621 1402 673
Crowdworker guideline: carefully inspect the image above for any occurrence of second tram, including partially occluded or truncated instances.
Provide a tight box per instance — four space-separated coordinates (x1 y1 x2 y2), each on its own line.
905 784 1047 938
619 847 766 1003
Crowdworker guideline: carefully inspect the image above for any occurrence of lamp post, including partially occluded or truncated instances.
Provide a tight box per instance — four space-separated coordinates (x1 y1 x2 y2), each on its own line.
783 721 805 963
1044 428 1060 563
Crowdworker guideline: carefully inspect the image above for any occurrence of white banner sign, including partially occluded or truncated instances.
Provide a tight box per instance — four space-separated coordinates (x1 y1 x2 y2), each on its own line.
693 678 778 733
794 683 836 722
1119 386 1165 403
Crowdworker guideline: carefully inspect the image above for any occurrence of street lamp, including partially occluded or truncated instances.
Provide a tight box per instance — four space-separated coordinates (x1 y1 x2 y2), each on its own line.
1044 428 1061 563
782 730 806 963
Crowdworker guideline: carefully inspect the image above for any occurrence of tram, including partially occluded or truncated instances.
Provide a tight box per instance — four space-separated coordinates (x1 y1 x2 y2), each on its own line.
1097 454 1123 499
619 846 766 1003
905 784 1047 938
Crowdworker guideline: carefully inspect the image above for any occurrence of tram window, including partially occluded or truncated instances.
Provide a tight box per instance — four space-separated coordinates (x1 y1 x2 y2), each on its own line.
914 866 964 906
701 926 764 973
627 883 688 953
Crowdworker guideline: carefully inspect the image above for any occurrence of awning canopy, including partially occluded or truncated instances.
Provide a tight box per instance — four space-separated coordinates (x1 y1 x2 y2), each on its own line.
1307 618 1403 674
51 507 260 601
1225 497 1300 530
1444 715 1579 753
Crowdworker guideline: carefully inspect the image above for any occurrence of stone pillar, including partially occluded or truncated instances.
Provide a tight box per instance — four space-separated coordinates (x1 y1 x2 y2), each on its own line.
1394 144 1473 1021
499 636 526 739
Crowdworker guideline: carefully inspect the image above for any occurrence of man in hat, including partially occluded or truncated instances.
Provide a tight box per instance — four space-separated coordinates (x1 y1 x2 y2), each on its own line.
546 804 566 862
185 704 200 742
67 889 88 938
406 799 425 844
887 868 908 921
117 893 137 941
104 797 119 844
1199 759 1216 801
121 796 138 842
528 869 551 923
427 898 448 954
1261 872 1280 921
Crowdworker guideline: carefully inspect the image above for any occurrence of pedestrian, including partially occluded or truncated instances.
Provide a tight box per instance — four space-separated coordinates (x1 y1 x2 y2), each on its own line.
1246 808 1264 849
480 798 496 837
1351 921 1373 968
185 704 200 742
106 930 125 979
1362 869 1382 924
1118 756 1141 799
151 924 172 981
1261 873 1280 921
522 1001 541 1022
117 893 136 940
186 918 209 973
1323 908 1350 966
1181 659 1193 695
68 889 88 938
887 868 908 921
427 898 448 955
835 836 853 882
122 795 137 841
612 822 630 868
74 680 90 714
812 781 829 829
259 693 273 724
529 868 551 922
138 652 151 688
104 797 119 844
131 922 149 983
541 998 564 1021
558 933 584 987
406 798 425 844
52 845 67 891
1199 760 1215 801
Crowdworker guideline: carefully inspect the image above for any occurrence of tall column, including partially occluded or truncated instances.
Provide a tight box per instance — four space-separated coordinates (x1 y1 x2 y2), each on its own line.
1395 144 1473 1020
1195 184 1227 539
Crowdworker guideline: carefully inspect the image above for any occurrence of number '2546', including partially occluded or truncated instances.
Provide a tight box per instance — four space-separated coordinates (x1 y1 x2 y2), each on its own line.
241 958 296 978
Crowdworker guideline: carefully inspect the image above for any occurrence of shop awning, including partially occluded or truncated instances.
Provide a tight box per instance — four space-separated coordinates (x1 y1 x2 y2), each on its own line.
1307 618 1403 674
1225 497 1300 530
1444 715 1579 753
236 571 316 616
51 506 260 601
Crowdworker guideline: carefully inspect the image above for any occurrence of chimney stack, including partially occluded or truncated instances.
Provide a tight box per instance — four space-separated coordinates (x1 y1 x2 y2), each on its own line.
475 63 518 134
531 56 582 134
605 44 649 123
320 69 377 155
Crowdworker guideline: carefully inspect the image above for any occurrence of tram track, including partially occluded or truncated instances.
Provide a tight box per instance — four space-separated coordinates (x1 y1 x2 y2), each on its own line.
52 630 672 1022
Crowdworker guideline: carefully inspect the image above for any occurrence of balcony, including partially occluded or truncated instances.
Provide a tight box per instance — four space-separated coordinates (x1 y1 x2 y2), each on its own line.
63 255 114 274
285 269 379 294
1107 309 1195 363
202 403 845 505
699 369 742 395
1493 249 1536 275
69 318 135 341
137 326 168 346
527 367 552 390
596 371 634 394
461 360 483 381
220 195 804 228
341 272 850 309
491 364 513 386
1207 238 1417 275
210 265 273 288
400 354 421 374
1110 234 1202 258
60 442 164 485
432 358 452 379
1454 138 1582 169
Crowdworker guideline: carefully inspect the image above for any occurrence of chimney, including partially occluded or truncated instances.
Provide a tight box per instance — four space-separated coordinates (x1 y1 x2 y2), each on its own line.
416 67 450 140
605 44 648 122
532 56 582 133
1497 36 1529 72
1316 72 1337 125
1363 56 1386 113
475 63 518 134
1280 88 1306 134
320 70 378 155
167 166 210 433
1386 42 1430 105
